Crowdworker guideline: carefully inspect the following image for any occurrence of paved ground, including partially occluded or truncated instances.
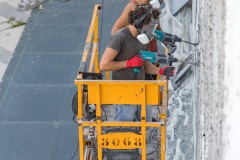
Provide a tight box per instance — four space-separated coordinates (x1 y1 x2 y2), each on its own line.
0 0 30 80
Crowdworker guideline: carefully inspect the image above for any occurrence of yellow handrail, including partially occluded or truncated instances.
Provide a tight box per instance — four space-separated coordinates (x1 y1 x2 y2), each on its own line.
77 4 101 80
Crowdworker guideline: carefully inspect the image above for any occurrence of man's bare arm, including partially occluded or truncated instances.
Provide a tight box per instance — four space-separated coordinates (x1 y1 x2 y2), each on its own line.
100 47 127 71
111 3 136 35
144 61 160 75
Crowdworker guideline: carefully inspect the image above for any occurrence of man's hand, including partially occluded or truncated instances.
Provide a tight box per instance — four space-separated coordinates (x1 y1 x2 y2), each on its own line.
126 56 145 68
159 66 175 77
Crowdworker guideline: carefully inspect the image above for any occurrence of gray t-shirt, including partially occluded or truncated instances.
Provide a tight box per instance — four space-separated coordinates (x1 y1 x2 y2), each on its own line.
107 27 149 80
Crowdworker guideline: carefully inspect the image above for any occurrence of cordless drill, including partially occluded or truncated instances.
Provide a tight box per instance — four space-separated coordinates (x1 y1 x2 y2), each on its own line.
153 30 181 79
153 30 182 44
133 51 157 74
133 50 177 79
154 30 199 46
133 30 183 77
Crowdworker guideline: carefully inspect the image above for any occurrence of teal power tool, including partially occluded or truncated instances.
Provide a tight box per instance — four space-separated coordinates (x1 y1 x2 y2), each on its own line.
133 51 157 74
133 50 178 80
154 30 199 46
133 30 197 78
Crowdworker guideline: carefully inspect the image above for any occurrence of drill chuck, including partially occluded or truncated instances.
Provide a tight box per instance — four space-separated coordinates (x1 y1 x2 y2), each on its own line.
164 33 182 44
174 35 182 42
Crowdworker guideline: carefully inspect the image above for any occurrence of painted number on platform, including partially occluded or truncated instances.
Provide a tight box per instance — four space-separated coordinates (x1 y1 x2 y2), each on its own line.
101 137 142 147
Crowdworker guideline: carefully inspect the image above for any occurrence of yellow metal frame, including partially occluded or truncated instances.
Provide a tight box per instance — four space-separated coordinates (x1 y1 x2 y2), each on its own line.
75 80 168 160
77 4 101 80
75 4 168 160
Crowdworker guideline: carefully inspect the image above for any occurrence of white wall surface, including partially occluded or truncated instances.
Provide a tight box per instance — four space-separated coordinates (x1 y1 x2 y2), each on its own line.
223 0 240 160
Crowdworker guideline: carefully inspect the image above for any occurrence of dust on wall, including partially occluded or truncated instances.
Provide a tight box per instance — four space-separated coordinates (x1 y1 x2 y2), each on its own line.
196 0 225 159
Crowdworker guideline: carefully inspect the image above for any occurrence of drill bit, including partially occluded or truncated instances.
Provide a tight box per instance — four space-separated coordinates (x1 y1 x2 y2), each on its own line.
178 60 200 67
181 40 199 47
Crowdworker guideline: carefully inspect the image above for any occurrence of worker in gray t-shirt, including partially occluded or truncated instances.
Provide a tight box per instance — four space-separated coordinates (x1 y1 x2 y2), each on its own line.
100 5 174 122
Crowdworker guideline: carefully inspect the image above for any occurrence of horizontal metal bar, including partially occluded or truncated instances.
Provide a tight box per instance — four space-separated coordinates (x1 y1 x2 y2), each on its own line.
75 80 167 85
79 121 161 127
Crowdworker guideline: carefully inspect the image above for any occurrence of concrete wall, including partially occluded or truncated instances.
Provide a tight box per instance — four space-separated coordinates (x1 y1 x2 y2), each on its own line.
196 0 225 159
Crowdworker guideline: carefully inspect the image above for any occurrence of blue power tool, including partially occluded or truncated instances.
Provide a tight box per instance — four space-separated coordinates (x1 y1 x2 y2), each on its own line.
134 30 181 75
154 30 198 46
133 50 176 74
133 30 198 76
133 51 158 74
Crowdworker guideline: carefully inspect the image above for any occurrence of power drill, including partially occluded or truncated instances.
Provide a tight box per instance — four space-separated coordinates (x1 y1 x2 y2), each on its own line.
133 50 178 79
133 30 196 78
154 30 199 46
133 51 157 74
154 30 182 44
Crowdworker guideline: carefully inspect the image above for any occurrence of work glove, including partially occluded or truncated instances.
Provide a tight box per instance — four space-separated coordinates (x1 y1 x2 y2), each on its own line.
159 66 175 77
126 56 145 68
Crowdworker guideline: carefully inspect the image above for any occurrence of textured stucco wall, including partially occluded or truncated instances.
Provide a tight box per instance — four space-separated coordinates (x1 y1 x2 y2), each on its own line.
196 0 226 159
